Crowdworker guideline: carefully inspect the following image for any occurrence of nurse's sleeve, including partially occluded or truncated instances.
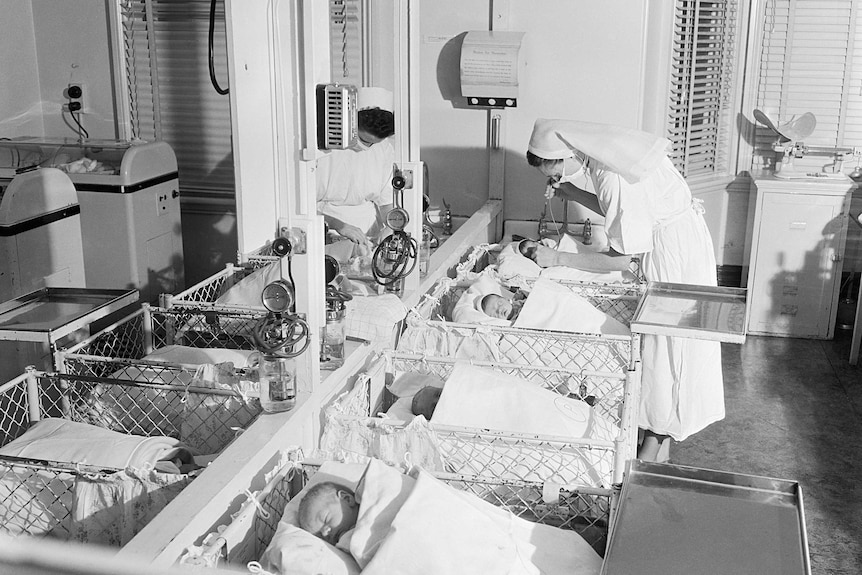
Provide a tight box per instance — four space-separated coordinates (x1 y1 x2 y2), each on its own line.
597 172 654 256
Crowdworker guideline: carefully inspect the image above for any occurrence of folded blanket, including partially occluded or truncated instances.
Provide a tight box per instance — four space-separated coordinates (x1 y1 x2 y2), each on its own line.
514 278 631 335
0 418 191 470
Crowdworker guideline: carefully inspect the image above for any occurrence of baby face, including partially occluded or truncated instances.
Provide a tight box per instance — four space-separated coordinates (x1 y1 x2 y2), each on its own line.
301 488 359 545
518 239 539 261
482 294 514 321
411 386 443 419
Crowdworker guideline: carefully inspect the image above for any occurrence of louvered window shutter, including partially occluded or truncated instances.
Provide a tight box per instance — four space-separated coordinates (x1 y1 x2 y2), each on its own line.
120 0 234 201
753 0 861 174
668 0 738 178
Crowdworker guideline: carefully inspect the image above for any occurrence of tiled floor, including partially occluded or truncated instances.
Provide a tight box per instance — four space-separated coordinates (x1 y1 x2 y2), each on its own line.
672 330 862 574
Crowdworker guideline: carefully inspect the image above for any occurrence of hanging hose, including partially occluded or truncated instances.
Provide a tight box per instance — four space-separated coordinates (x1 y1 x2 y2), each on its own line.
209 0 229 95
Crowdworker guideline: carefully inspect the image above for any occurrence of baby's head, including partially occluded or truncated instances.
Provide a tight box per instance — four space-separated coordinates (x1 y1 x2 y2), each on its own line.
481 293 515 321
518 239 539 261
411 385 442 419
297 481 359 545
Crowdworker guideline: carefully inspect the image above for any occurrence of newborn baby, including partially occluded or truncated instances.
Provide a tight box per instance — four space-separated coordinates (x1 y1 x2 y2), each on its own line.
297 481 360 545
518 238 540 261
480 292 526 322
411 385 443 420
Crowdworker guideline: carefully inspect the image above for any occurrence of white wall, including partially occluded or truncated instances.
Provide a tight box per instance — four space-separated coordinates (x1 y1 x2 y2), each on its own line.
418 1 649 224
0 1 42 136
31 0 115 139
0 0 115 140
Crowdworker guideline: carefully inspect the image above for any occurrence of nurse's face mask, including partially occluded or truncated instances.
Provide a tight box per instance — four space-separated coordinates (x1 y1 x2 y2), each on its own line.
350 129 384 152
543 154 586 188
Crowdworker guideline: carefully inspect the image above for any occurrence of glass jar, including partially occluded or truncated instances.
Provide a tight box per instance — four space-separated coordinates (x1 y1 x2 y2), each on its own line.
419 229 431 277
320 304 346 370
258 354 296 413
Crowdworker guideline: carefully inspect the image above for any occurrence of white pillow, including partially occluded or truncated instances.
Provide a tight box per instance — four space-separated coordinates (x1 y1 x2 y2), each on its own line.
450 275 511 326
214 262 281 307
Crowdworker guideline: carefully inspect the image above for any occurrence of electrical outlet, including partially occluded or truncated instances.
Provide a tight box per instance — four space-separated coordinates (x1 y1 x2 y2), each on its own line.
65 83 85 113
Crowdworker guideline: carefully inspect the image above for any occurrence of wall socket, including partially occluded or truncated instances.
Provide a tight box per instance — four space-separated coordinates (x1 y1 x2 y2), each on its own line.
65 83 85 113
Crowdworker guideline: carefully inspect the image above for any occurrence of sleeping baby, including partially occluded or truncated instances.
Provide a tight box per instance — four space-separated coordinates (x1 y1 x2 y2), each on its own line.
297 481 359 546
480 292 525 322
290 458 603 575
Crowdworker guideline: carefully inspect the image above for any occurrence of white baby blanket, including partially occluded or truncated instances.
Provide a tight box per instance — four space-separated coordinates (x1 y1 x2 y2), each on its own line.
353 459 602 575
0 418 190 469
432 363 617 441
514 278 631 336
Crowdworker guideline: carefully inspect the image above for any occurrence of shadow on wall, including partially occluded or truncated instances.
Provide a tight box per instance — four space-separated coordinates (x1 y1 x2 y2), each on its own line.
180 202 238 287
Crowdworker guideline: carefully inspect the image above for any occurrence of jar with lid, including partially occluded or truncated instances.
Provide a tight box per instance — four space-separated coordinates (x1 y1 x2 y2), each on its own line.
320 301 347 369
258 354 296 412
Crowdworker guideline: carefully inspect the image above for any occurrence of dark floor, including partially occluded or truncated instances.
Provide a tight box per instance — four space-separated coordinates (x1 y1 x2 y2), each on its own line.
671 329 862 575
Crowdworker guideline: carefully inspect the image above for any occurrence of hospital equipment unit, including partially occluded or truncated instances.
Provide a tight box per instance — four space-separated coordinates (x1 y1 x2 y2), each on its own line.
0 167 85 303
0 138 184 304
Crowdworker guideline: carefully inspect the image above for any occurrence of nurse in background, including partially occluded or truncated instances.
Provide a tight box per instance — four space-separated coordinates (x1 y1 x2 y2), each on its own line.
525 118 724 463
317 87 396 252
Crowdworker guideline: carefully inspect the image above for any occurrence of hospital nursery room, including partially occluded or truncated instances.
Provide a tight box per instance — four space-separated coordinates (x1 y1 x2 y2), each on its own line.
1 0 861 573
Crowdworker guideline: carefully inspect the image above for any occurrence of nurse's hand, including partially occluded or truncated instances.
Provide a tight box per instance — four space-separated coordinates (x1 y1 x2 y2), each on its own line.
532 244 560 268
338 223 371 247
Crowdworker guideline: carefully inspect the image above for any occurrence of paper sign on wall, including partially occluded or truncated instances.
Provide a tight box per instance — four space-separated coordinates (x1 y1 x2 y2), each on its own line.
460 31 525 107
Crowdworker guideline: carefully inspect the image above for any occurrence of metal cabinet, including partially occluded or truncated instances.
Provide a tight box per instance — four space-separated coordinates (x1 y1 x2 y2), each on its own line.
0 138 184 304
743 176 853 338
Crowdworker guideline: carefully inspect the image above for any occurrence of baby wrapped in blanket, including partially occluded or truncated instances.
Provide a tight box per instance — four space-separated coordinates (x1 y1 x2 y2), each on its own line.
391 363 618 487
453 274 630 336
260 458 602 575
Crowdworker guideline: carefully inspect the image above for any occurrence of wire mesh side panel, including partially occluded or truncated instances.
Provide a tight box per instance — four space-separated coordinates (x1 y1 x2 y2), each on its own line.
0 373 108 539
0 373 38 447
63 310 150 369
154 306 264 350
434 427 615 488
169 265 262 306
439 473 610 553
44 371 260 454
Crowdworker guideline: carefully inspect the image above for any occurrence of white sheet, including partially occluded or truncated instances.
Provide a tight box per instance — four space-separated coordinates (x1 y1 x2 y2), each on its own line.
353 459 602 575
514 278 630 336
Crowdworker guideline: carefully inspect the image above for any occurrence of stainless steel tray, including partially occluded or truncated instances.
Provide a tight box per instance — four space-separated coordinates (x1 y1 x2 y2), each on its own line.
602 460 810 574
630 281 747 343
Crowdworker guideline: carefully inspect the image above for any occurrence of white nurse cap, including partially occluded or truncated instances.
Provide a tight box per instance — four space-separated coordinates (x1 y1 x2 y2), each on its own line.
357 87 394 112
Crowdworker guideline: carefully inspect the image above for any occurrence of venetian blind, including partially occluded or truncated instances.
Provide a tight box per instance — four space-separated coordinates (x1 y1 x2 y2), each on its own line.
329 0 364 86
120 0 234 201
753 0 862 173
668 0 738 178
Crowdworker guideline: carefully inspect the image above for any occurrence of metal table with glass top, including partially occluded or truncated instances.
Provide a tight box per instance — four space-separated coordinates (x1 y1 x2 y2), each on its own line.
0 287 139 382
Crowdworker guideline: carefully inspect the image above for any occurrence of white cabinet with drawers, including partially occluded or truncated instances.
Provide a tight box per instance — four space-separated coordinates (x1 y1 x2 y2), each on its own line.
743 176 853 339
